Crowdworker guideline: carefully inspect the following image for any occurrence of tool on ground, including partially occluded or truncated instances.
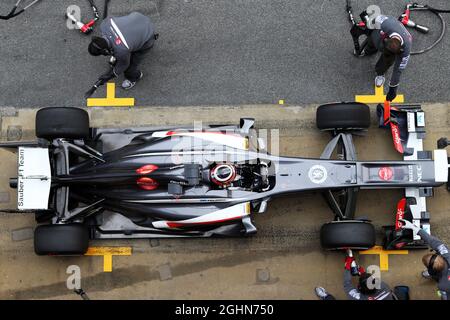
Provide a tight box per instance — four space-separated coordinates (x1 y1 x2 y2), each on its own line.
0 0 42 20
74 288 90 300
400 4 429 34
400 3 449 55
84 78 105 99
346 0 370 55
66 0 99 34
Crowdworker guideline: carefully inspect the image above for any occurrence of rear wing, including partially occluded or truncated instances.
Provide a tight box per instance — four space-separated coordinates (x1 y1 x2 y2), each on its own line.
17 147 52 210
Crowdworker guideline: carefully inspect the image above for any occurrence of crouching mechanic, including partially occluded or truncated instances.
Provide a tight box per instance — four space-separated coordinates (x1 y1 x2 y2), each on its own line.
88 12 157 91
400 219 449 300
359 11 411 102
314 255 393 300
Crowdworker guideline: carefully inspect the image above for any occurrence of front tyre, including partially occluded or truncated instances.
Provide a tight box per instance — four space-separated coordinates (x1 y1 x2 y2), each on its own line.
320 220 376 250
316 102 370 131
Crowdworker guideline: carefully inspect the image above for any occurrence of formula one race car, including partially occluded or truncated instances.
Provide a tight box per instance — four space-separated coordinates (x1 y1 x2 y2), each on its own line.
1 103 448 255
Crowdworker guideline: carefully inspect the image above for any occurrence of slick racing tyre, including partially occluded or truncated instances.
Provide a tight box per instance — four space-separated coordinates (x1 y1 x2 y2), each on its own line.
36 107 90 140
34 224 89 255
320 220 376 250
316 102 370 131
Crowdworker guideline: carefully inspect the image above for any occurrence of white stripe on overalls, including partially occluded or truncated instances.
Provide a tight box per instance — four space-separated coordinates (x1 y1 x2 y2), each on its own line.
110 19 130 50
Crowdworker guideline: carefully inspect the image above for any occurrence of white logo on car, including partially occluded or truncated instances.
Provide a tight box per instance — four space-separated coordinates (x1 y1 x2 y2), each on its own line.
308 165 327 184
416 165 422 182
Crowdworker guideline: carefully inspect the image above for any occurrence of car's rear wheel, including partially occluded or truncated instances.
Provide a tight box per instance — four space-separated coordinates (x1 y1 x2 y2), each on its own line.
35 107 89 140
34 224 89 256
320 220 376 250
316 102 370 131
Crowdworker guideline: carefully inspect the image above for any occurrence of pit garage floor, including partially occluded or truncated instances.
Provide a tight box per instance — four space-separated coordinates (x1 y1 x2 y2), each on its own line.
0 103 449 300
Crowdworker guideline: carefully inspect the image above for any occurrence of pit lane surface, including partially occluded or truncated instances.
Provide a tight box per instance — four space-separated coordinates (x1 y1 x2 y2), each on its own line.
0 0 450 107
0 104 448 299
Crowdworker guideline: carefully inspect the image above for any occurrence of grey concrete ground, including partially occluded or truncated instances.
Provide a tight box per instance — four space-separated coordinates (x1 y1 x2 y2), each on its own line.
0 0 450 107
0 104 448 299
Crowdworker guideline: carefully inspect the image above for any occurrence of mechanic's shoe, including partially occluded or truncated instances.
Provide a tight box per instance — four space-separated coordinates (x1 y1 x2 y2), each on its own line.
314 287 329 300
421 270 432 279
122 72 143 90
375 75 385 87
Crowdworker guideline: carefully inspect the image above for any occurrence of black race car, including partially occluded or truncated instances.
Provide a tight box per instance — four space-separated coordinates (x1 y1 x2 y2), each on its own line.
1 103 448 255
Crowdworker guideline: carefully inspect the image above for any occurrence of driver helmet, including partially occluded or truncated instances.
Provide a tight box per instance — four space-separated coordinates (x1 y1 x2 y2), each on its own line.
210 164 236 186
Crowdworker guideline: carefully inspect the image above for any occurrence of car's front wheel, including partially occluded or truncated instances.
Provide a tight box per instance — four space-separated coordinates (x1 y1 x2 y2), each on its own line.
316 102 371 131
34 224 89 256
320 220 376 250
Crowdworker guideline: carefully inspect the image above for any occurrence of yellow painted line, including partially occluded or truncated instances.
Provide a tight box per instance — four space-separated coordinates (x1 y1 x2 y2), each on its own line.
87 82 135 107
85 246 132 272
360 245 408 271
103 254 113 272
86 246 132 255
355 85 404 104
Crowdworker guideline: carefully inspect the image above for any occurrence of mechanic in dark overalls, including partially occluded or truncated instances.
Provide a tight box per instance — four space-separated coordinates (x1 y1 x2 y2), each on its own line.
88 12 157 90
314 256 393 300
400 219 450 300
360 13 412 102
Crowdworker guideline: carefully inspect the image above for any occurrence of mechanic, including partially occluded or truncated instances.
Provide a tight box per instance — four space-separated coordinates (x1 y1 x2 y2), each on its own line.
358 12 412 102
314 255 393 300
88 11 157 90
400 219 449 300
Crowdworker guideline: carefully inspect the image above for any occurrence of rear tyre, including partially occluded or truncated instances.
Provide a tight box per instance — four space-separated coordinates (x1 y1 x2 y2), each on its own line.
316 102 370 130
34 224 89 256
320 220 376 250
36 107 89 140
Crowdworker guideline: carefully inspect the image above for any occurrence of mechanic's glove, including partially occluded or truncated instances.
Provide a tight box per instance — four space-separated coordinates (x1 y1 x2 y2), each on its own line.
344 256 355 270
386 86 398 101
358 266 365 275
399 218 421 236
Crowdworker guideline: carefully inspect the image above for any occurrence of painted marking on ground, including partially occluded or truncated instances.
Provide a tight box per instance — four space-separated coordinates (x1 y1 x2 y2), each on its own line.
85 246 132 272
360 246 408 271
355 85 404 104
87 83 135 107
